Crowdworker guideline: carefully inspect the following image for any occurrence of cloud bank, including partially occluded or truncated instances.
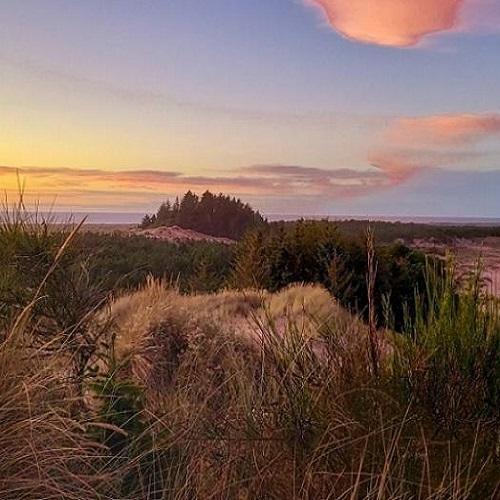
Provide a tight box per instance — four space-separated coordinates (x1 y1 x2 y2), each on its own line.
306 0 499 47
2 113 498 213
337 168 500 218
0 163 397 208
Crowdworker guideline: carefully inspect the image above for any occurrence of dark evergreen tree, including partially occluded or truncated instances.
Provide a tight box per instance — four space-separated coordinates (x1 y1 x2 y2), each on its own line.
140 214 153 228
178 191 199 229
156 200 174 226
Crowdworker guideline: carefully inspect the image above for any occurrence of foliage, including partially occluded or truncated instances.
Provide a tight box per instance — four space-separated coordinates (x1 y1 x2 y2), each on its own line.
0 205 109 386
92 369 147 456
141 190 266 239
396 261 500 435
232 220 428 331
73 231 234 293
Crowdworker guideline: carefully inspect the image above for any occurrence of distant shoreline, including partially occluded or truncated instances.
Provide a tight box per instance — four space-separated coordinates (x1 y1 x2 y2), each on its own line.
37 211 500 227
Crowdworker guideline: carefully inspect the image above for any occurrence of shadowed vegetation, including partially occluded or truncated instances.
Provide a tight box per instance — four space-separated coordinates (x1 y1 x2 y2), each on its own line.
232 220 429 331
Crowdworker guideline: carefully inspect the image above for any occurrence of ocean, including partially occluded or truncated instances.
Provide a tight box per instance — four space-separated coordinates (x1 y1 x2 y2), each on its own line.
44 211 500 226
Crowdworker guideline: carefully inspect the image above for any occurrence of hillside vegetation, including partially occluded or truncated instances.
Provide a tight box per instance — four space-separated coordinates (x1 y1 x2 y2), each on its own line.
1 204 499 499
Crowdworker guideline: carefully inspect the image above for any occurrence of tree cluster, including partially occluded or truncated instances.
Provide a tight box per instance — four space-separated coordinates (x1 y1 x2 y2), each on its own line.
231 220 428 331
141 190 265 240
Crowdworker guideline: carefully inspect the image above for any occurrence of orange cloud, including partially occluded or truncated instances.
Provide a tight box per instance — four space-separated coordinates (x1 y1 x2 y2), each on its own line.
0 164 398 209
307 0 464 47
387 113 500 145
370 112 500 179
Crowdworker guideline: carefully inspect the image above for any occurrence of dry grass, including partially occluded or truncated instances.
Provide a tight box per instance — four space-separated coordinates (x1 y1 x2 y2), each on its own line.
103 281 369 390
0 317 109 499
2 281 498 499
91 280 498 499
1 202 498 498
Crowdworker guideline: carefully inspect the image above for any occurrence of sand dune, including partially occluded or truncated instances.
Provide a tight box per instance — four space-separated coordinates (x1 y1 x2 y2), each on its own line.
130 225 235 244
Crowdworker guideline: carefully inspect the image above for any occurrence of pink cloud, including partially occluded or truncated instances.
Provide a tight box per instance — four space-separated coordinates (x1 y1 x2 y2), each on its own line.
387 113 500 145
307 0 464 47
370 112 500 179
369 152 423 183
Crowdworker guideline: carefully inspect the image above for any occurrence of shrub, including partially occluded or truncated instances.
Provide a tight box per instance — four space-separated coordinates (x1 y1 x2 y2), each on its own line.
0 205 110 388
396 260 500 434
74 232 234 294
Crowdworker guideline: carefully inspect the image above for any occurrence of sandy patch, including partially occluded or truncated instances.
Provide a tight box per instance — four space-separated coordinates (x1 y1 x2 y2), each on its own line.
412 237 500 296
130 225 235 244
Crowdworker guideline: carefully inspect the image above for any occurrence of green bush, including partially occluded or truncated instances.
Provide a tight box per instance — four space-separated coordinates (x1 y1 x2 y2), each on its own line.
396 261 500 434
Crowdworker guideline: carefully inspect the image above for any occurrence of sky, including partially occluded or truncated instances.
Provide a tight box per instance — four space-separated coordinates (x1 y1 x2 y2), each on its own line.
1 0 500 217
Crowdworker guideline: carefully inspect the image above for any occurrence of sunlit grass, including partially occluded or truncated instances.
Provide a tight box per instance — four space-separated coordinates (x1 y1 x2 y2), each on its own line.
0 200 498 499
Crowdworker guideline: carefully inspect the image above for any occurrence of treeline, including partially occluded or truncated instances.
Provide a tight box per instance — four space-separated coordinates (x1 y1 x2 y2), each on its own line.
276 219 500 244
0 209 476 337
0 229 233 330
66 223 429 332
14 211 484 335
141 190 265 240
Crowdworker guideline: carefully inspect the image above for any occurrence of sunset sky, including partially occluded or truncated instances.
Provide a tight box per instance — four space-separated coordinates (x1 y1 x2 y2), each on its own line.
1 0 500 216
